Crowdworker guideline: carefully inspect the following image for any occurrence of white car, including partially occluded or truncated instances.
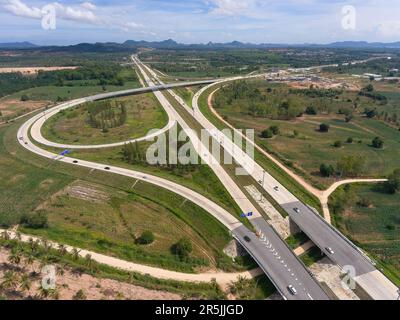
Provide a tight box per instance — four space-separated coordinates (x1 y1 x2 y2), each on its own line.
274 186 279 191
326 247 335 255
288 285 298 295
293 208 301 214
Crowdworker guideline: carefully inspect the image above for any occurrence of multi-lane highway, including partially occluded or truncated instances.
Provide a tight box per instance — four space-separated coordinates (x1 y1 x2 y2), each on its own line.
16 54 397 300
132 56 330 300
135 55 398 300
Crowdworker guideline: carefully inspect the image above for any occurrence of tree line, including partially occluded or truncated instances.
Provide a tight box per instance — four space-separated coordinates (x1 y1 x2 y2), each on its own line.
86 100 127 131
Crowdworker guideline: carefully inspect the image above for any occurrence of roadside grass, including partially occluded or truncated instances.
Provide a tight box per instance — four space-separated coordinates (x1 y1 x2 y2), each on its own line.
198 84 322 212
41 93 168 145
0 237 226 299
173 86 202 108
329 184 400 286
2 117 249 273
299 247 324 267
212 81 400 189
21 180 219 273
286 232 310 250
47 141 245 226
0 125 73 227
4 81 140 103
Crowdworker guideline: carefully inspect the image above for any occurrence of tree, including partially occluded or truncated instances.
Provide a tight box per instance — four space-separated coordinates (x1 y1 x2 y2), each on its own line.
371 137 384 149
320 164 335 177
261 129 273 139
345 114 354 123
333 141 342 148
383 169 400 194
337 155 365 177
19 273 32 293
20 212 48 229
270 125 280 135
319 123 330 132
173 238 192 260
365 109 378 119
0 271 19 291
363 84 374 92
20 94 29 101
137 231 155 245
305 106 317 115
347 137 354 144
73 289 87 300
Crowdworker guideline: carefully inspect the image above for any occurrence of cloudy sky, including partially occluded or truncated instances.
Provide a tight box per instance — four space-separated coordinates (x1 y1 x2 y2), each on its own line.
0 0 399 45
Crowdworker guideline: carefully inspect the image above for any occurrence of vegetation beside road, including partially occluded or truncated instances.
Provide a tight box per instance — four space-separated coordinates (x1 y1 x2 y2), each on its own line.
1 118 250 274
212 80 400 189
42 93 168 145
329 183 400 286
0 236 226 299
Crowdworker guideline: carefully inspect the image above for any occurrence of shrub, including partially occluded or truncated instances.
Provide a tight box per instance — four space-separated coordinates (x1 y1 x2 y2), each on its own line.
261 129 273 139
270 125 280 135
319 123 330 132
371 137 384 149
383 169 400 194
320 164 335 177
20 94 29 101
305 106 317 115
347 137 353 144
333 141 342 148
20 212 48 229
137 231 155 245
173 238 192 260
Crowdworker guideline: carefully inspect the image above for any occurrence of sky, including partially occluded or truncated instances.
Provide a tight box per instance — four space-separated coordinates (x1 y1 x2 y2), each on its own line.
0 0 399 45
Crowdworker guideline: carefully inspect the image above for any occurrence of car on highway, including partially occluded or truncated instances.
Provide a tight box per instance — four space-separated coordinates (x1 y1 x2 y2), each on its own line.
293 207 301 214
326 247 335 255
288 285 298 295
274 186 279 191
244 236 251 243
73 160 78 164
104 167 111 171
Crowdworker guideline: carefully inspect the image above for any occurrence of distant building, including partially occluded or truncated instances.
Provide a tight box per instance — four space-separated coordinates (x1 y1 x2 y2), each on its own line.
363 73 383 80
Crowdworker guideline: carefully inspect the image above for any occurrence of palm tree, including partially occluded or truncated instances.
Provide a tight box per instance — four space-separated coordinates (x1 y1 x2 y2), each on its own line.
1 231 10 240
71 248 81 261
85 254 93 270
19 273 32 293
8 250 22 266
0 271 19 291
57 244 67 256
56 264 65 277
14 232 22 241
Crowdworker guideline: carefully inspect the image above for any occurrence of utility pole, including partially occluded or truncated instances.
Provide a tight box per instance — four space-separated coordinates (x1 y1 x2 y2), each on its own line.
260 170 265 201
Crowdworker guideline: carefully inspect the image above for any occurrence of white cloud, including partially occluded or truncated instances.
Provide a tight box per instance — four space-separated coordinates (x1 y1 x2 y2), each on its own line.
1 0 42 19
80 2 96 11
207 0 256 16
0 0 144 31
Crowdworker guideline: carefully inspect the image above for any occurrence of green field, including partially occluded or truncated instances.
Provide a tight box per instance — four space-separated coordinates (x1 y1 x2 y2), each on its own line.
0 117 247 274
42 93 168 145
197 84 322 211
329 184 400 285
212 80 400 188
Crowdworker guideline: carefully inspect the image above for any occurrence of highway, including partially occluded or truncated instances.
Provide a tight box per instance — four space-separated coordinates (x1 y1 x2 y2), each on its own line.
132 56 330 300
29 80 216 150
136 55 398 300
16 54 397 300
17 94 329 300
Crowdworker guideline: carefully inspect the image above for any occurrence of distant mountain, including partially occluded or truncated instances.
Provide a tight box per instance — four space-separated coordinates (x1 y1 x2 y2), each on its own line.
123 39 180 48
326 41 400 49
3 40 400 51
0 41 37 49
